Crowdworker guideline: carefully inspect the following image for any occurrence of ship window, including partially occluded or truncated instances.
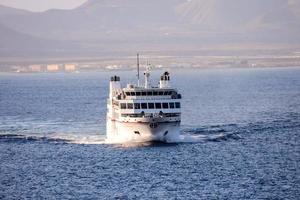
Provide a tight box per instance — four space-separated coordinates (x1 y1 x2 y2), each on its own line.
120 103 127 109
136 92 141 96
147 91 153 96
162 103 169 109
125 92 130 96
134 103 140 109
130 92 135 96
175 102 181 108
169 102 175 109
127 103 133 109
142 91 146 96
158 91 164 95
155 103 161 109
148 103 154 109
141 103 147 109
153 91 158 96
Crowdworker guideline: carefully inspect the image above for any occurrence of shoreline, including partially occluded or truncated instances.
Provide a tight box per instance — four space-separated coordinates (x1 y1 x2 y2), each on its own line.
1 65 300 75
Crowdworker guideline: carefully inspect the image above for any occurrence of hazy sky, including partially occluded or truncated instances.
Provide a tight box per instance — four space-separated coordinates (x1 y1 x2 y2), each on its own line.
0 0 87 12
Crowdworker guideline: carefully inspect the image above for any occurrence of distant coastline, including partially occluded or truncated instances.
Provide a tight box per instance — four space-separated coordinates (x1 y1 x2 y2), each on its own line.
1 53 299 73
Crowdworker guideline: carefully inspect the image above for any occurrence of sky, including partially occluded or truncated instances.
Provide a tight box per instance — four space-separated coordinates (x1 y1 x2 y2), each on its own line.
0 0 87 12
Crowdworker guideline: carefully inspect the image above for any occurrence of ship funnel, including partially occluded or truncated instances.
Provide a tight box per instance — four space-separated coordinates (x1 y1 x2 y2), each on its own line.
109 75 121 99
144 64 152 89
110 75 120 82
159 71 170 88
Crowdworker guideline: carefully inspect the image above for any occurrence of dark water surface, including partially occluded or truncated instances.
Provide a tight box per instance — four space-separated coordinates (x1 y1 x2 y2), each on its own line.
0 68 299 199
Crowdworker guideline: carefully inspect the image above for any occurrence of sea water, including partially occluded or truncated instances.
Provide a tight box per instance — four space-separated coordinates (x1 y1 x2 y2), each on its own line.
0 67 299 199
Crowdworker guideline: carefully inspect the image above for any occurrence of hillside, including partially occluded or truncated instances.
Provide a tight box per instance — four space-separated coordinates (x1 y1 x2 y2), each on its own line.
0 0 299 57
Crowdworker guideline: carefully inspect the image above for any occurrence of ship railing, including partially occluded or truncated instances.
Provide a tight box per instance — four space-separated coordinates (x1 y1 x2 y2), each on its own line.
122 94 181 100
121 113 180 118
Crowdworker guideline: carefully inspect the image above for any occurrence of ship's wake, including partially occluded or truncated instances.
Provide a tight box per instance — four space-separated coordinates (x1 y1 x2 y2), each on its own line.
176 124 242 143
1 114 299 145
0 132 106 144
0 131 239 145
104 124 242 144
0 124 242 145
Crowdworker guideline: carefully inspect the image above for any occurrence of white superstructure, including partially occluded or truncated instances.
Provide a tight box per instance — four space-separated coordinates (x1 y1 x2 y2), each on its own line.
106 57 182 143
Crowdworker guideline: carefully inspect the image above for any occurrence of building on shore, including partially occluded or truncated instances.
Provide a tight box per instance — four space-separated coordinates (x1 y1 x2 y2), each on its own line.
47 64 59 72
29 65 42 72
105 64 122 70
64 64 76 72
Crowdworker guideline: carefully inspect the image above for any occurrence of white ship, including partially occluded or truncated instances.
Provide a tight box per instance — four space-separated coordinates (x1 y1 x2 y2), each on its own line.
106 55 182 143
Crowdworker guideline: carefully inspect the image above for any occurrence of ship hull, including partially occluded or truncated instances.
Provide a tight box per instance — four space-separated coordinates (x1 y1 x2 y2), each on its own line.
106 119 180 143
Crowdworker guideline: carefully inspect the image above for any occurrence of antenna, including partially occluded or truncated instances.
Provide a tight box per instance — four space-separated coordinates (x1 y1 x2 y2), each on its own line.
137 53 140 86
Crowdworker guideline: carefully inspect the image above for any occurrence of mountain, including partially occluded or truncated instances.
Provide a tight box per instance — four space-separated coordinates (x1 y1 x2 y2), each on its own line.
176 0 300 30
0 21 79 57
0 0 184 41
0 5 30 16
0 23 45 50
175 0 300 43
0 0 299 57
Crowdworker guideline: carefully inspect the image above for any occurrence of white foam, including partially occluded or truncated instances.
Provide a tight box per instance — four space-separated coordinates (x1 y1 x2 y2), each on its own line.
0 131 229 145
104 133 209 144
104 134 155 144
47 133 106 144
165 133 229 143
66 132 229 144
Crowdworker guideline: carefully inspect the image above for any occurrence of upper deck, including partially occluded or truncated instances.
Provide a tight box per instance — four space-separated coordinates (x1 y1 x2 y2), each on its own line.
108 69 182 122
117 89 181 101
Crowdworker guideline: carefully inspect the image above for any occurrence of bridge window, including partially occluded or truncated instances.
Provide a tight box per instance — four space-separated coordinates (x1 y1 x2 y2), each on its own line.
169 102 175 109
134 103 140 109
162 103 169 109
155 103 161 109
158 91 164 95
142 91 146 96
127 103 133 109
148 103 154 109
130 92 135 96
125 92 130 96
164 91 172 95
141 103 147 109
120 103 126 109
153 91 158 96
175 102 181 108
136 92 141 96
147 91 153 96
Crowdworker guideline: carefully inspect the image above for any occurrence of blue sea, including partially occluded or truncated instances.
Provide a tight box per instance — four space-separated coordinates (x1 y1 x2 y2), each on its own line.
0 67 299 199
